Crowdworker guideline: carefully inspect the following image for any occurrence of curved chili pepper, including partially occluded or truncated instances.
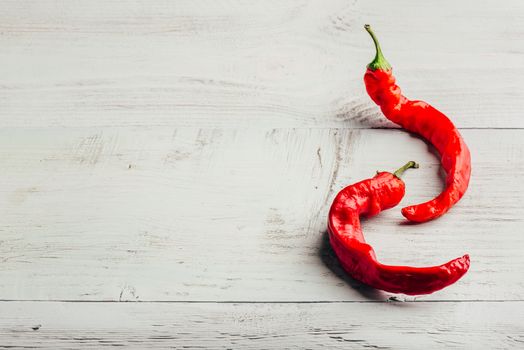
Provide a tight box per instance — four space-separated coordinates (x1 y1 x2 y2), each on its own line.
328 161 470 295
363 25 471 223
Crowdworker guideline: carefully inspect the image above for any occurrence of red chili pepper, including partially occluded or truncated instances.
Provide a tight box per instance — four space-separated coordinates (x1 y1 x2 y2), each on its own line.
328 161 470 295
363 25 471 223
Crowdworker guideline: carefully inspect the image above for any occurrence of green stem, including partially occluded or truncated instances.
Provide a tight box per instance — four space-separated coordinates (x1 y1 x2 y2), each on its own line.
393 161 419 178
364 24 392 71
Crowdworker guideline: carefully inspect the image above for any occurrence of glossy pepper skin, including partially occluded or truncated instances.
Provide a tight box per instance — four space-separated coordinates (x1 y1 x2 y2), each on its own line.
328 161 470 295
363 25 471 222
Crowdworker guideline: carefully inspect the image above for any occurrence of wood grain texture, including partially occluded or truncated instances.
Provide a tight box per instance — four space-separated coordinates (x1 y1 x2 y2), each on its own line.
0 127 522 302
0 0 523 128
0 301 523 349
1 0 523 347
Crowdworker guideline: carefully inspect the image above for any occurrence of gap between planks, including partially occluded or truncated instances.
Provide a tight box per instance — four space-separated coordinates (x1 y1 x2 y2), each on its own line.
0 300 523 304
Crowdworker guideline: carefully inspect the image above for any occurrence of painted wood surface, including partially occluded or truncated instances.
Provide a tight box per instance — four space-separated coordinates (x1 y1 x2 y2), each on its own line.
1 0 523 129
0 301 523 349
0 128 522 302
1 0 523 348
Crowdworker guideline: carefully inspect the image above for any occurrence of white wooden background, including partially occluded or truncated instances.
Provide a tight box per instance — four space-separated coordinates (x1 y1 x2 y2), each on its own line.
1 0 523 348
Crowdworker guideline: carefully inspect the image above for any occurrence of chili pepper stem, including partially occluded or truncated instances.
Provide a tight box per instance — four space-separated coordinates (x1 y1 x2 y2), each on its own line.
364 24 392 71
393 161 419 178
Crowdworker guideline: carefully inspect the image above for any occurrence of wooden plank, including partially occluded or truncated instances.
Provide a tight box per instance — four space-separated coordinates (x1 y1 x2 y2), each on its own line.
0 301 522 348
0 0 523 128
0 127 522 301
